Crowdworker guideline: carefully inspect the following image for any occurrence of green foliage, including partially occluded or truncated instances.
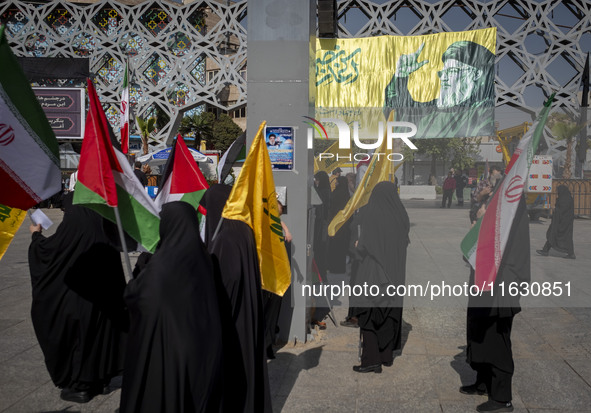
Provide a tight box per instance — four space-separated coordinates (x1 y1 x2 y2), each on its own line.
448 137 481 171
179 112 243 153
210 114 243 152
547 112 586 179
136 116 156 155
409 137 480 175
179 112 214 149
548 113 585 142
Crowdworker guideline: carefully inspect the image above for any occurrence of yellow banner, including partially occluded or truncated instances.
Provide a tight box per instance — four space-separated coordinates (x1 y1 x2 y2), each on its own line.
222 122 291 296
316 28 496 107
0 204 26 261
315 28 497 140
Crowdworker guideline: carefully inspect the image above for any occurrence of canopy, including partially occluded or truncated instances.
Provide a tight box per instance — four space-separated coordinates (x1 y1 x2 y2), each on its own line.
136 147 213 164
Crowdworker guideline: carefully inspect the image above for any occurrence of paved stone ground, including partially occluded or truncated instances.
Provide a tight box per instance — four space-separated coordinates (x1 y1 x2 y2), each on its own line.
1 201 590 412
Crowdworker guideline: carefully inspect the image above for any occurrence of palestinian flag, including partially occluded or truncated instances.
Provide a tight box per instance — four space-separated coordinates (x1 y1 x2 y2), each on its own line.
119 61 129 154
461 96 553 290
0 25 61 210
156 134 209 215
74 79 160 252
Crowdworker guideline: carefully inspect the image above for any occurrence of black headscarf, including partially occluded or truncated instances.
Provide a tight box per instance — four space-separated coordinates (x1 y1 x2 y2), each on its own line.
28 193 127 389
120 201 223 413
200 183 233 248
546 185 575 254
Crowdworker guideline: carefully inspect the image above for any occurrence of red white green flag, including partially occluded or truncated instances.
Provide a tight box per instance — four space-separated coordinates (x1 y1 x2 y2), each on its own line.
461 97 553 290
74 79 160 252
156 134 209 215
119 61 129 154
0 25 61 210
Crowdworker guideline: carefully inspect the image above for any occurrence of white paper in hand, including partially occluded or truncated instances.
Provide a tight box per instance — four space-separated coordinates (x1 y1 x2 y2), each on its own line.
30 209 54 230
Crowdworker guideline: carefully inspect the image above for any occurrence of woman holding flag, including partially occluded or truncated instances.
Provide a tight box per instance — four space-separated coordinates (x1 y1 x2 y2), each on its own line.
462 194 530 413
28 193 128 403
120 201 223 413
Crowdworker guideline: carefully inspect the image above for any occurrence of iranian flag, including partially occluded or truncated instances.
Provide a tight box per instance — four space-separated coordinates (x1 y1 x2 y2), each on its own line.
461 97 553 290
156 134 209 215
74 79 160 252
119 61 129 154
0 25 61 210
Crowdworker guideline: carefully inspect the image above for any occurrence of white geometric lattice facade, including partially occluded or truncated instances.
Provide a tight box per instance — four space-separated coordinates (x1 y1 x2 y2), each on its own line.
2 0 590 162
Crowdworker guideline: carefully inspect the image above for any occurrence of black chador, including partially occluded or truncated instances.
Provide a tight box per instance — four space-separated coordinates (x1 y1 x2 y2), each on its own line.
203 184 273 413
28 193 127 401
352 181 410 372
120 201 223 413
464 195 530 409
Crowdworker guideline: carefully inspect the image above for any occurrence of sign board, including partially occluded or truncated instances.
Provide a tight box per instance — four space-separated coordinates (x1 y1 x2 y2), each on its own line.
33 87 85 139
526 155 552 193
265 126 294 170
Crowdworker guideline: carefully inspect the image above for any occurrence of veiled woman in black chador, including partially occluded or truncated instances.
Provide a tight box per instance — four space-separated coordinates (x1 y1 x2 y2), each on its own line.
537 185 576 259
201 184 273 413
351 181 410 373
28 193 127 403
120 201 223 413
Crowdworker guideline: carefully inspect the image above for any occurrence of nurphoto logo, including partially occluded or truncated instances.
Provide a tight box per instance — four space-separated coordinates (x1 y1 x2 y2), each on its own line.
303 116 418 162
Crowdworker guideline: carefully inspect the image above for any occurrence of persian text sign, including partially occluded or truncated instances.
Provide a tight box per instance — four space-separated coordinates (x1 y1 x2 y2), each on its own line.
33 88 85 139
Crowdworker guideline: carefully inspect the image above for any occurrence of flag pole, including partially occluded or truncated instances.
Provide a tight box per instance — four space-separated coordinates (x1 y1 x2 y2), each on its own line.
113 205 134 283
211 216 224 242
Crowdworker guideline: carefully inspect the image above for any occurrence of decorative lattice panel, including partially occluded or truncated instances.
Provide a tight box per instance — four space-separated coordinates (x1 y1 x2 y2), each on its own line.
1 0 247 150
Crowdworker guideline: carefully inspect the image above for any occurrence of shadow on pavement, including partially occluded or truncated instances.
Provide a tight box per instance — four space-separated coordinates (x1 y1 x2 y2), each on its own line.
267 346 323 412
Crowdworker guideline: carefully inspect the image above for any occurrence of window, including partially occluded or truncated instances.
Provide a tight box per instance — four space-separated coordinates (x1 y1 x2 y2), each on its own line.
207 69 219 83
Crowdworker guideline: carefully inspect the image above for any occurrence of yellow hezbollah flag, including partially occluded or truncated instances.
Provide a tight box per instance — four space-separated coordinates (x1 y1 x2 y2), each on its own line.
0 204 26 261
222 122 291 296
328 111 402 236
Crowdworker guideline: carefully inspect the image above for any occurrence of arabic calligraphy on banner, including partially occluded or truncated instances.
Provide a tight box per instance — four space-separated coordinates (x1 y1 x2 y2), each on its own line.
316 46 361 86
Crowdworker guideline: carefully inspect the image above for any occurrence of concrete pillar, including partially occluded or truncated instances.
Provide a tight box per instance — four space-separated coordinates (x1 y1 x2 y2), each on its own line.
247 0 316 343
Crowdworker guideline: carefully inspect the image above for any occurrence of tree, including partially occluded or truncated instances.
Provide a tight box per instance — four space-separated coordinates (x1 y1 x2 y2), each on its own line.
136 116 156 155
179 112 214 150
547 112 586 179
401 137 480 182
209 114 243 152
448 137 481 171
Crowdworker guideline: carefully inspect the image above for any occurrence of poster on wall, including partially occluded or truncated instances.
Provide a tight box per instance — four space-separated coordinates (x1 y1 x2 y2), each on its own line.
265 126 294 170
